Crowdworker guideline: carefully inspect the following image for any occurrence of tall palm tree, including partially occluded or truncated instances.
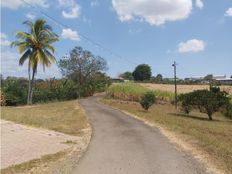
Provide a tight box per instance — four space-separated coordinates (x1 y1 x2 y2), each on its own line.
11 19 59 105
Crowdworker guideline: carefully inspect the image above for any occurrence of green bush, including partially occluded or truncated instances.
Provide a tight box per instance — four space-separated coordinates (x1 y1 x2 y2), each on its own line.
224 104 232 119
140 91 156 111
2 77 27 105
178 94 192 114
178 88 230 120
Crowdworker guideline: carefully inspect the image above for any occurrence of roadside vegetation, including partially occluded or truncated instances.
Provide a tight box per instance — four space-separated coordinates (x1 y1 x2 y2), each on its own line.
178 87 231 120
106 83 174 102
1 100 88 136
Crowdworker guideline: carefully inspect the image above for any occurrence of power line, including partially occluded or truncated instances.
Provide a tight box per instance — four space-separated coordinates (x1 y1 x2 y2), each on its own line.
21 0 140 66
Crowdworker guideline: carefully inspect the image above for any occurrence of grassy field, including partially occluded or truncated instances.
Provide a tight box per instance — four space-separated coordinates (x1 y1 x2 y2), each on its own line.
107 83 174 102
140 83 232 95
1 100 88 136
1 100 90 174
102 99 232 174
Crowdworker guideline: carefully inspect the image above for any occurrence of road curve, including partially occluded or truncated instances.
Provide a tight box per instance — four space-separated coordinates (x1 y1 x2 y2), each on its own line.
73 97 208 174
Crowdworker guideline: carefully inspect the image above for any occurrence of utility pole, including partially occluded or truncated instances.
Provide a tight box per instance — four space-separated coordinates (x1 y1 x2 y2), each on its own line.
172 61 178 109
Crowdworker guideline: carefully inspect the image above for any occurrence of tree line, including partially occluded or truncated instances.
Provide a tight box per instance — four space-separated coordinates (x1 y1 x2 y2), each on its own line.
1 18 110 106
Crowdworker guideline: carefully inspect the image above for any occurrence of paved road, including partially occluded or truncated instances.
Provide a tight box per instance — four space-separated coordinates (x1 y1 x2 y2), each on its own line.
73 97 208 174
0 120 80 169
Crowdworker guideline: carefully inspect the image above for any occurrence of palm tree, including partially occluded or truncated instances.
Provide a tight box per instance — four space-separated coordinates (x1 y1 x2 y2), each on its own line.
11 19 59 105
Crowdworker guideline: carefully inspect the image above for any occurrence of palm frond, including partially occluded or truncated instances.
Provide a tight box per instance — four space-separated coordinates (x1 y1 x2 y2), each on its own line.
44 44 56 53
19 49 31 65
44 49 56 63
18 43 31 54
15 32 31 39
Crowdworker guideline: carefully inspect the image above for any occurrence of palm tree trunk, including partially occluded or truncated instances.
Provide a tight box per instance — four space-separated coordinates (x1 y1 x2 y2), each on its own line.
29 69 36 104
27 65 31 105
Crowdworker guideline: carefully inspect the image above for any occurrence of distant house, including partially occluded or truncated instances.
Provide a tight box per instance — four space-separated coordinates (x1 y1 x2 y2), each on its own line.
188 75 232 85
215 78 232 85
212 75 226 80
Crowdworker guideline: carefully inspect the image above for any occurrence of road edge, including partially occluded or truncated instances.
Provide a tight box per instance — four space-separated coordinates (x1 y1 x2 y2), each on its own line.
99 99 224 174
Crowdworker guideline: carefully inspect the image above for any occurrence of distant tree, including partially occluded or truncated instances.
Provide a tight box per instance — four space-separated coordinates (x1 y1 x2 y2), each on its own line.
119 71 133 80
155 74 163 82
178 87 230 120
204 74 213 81
140 91 156 111
58 46 108 85
132 64 151 81
11 19 59 104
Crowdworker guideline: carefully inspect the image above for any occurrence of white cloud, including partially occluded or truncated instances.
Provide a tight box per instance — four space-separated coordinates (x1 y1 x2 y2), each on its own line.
225 8 232 17
1 0 49 10
0 33 11 47
25 13 36 20
58 0 80 19
61 28 80 41
62 5 80 18
91 0 100 7
196 0 203 9
1 50 61 79
112 0 192 26
178 39 206 53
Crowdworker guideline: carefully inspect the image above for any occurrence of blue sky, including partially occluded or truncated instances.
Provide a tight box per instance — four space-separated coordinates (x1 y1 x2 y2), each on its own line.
1 0 232 79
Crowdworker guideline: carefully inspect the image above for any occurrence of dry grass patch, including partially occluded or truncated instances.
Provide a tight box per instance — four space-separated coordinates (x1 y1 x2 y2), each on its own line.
1 100 88 136
1 100 91 174
140 83 232 95
102 99 232 174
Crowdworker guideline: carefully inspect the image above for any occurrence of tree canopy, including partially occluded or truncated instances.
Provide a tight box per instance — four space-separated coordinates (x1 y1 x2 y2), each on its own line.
58 46 108 85
132 64 151 81
119 71 133 80
178 87 230 120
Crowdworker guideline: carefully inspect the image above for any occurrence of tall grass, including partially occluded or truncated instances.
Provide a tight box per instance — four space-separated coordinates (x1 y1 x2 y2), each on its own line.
106 83 174 102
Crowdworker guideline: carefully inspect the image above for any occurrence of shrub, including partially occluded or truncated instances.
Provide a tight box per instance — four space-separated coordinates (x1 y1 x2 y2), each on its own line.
224 104 232 119
140 91 156 111
178 89 230 120
0 90 6 106
178 94 192 114
2 77 27 105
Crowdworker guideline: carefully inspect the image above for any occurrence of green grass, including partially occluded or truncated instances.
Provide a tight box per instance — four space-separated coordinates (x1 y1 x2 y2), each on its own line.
107 83 174 102
1 100 88 136
102 99 232 174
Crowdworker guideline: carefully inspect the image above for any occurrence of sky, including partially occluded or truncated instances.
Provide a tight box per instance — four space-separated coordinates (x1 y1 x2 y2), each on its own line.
1 0 232 79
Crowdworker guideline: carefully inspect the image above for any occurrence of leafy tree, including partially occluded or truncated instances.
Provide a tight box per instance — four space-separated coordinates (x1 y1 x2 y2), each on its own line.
179 88 230 120
204 74 213 81
132 64 151 81
119 71 133 80
58 46 108 85
156 74 163 81
140 91 156 111
11 19 59 104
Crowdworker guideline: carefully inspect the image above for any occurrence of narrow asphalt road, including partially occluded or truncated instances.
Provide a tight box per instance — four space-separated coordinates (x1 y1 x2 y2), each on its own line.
73 97 208 174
